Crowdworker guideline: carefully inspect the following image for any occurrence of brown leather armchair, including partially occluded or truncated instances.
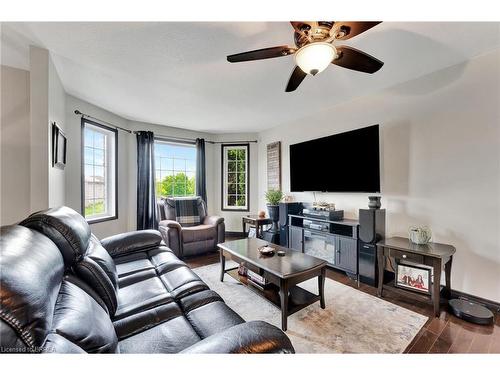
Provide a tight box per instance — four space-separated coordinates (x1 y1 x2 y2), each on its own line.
157 197 225 258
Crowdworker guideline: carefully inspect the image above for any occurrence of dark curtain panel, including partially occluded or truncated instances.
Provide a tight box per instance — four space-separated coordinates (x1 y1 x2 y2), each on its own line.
195 138 207 203
136 131 157 230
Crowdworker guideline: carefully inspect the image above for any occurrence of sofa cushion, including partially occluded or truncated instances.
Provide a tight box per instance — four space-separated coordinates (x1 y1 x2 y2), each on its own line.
159 265 209 299
0 226 65 352
179 290 245 339
114 275 172 321
113 301 181 340
75 256 118 316
118 316 200 354
114 252 156 278
87 234 119 289
20 206 91 266
51 278 118 353
182 224 217 244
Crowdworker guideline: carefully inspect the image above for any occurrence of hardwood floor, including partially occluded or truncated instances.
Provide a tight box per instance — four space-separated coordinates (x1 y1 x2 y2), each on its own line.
184 236 500 354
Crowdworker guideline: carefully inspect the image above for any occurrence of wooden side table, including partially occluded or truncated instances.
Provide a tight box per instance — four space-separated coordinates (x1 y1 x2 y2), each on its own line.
377 236 456 317
242 215 273 239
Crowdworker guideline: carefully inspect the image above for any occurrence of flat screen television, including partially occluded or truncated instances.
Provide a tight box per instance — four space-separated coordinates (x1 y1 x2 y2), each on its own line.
289 124 380 192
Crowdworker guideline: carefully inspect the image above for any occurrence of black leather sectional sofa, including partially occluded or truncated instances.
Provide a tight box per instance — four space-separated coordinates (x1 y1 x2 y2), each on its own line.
0 206 294 354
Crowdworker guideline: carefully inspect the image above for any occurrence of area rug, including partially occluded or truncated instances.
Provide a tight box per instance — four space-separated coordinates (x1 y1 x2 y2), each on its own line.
193 261 428 353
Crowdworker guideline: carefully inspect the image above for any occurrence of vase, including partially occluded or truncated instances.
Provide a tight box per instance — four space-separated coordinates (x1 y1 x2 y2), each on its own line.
267 204 280 234
409 226 432 245
368 196 382 209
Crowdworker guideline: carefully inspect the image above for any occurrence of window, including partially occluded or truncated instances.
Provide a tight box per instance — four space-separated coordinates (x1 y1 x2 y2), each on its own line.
154 140 196 198
81 119 117 222
222 144 249 211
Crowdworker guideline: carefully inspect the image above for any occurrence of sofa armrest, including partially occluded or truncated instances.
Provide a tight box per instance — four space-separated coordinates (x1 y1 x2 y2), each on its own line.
180 321 294 354
203 215 224 226
101 230 163 258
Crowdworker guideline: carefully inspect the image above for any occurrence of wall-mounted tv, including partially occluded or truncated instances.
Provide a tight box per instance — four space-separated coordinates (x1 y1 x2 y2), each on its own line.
289 124 380 193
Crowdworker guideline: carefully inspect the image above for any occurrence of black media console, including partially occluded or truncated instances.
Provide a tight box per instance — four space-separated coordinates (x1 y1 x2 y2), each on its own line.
287 214 359 278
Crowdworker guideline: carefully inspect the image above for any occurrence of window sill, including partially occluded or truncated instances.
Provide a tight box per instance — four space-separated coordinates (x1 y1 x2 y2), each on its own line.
86 215 118 224
221 208 250 212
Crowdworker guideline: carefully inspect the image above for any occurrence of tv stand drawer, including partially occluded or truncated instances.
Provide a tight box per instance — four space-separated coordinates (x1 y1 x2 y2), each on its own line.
388 249 423 264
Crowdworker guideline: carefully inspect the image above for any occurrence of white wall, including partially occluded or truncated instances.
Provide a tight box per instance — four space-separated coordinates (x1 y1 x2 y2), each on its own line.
29 46 49 212
211 133 259 232
0 65 30 225
0 46 66 225
257 49 500 302
48 56 66 207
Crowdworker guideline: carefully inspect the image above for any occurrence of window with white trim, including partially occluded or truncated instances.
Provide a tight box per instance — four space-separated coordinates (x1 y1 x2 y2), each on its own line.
154 140 196 198
82 120 117 222
222 144 249 211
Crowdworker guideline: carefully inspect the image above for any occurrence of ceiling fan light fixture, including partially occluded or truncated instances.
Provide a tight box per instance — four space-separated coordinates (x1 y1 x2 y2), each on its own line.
294 42 337 76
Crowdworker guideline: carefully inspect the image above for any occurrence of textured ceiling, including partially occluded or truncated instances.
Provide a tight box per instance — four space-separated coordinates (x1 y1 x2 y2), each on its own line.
2 22 499 133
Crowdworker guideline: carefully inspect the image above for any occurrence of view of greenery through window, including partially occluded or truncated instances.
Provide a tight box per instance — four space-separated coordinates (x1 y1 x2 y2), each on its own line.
84 126 107 217
226 147 247 207
154 141 196 197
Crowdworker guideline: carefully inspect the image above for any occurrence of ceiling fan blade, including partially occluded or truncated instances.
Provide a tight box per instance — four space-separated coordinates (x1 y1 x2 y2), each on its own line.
290 21 317 32
227 46 295 63
332 22 382 40
285 66 307 92
290 22 304 31
333 46 384 74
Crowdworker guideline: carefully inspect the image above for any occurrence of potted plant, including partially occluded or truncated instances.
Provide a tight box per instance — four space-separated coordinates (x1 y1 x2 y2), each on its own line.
265 189 283 234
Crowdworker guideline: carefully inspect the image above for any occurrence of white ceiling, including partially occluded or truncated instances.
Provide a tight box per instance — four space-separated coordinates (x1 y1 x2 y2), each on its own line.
2 22 499 133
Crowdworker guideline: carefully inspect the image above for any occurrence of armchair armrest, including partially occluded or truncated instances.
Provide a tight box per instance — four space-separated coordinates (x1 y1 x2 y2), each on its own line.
158 219 182 230
180 321 294 354
203 215 224 226
158 220 182 257
101 230 163 258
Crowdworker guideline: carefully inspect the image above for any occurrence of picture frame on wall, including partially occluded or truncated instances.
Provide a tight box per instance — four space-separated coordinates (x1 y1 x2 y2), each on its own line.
395 262 432 295
266 141 281 190
52 122 67 169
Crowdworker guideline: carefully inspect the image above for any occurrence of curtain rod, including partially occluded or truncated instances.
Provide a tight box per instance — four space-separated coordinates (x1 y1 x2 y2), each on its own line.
152 133 258 144
75 109 258 144
74 110 133 134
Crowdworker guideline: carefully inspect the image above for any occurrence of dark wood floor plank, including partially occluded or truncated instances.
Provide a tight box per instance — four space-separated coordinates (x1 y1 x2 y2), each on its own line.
426 318 448 335
448 328 474 353
438 321 462 345
488 330 500 353
408 329 439 353
429 337 453 353
469 333 493 353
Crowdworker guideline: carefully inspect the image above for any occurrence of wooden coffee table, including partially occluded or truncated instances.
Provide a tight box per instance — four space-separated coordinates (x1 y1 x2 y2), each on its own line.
218 238 327 331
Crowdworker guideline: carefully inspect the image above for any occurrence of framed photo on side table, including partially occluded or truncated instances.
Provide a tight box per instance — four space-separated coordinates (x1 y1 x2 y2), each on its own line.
395 262 432 295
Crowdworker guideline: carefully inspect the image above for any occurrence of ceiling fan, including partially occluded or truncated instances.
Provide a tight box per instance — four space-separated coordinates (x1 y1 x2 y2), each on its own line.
227 21 384 92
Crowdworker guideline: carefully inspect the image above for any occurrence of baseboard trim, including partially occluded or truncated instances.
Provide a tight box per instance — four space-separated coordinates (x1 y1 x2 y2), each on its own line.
449 289 500 313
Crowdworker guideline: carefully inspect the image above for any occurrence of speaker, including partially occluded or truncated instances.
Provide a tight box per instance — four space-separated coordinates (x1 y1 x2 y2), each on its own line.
359 243 377 286
358 208 386 286
279 202 302 247
359 209 386 244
